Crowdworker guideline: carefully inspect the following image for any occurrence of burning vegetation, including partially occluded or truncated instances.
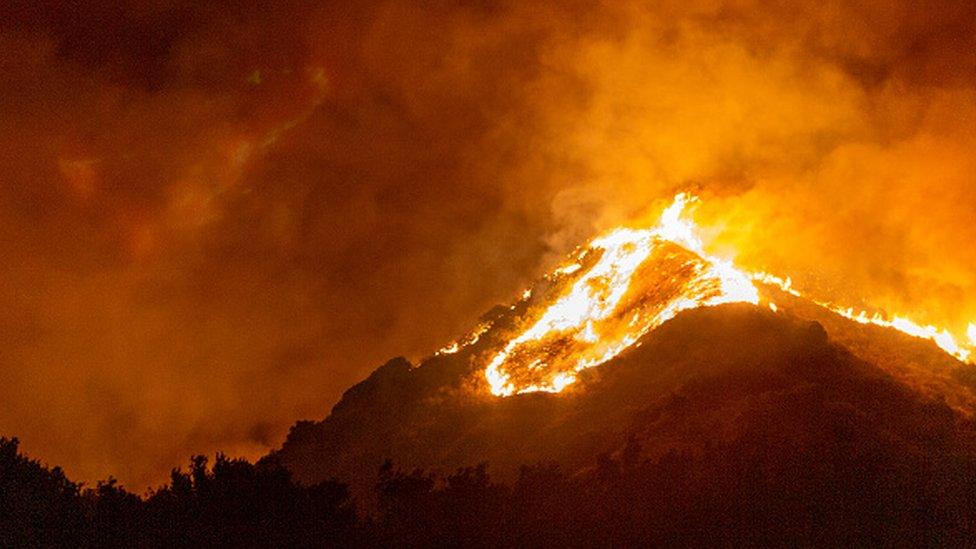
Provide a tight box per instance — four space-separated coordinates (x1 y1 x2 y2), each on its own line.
485 194 758 395
428 194 976 396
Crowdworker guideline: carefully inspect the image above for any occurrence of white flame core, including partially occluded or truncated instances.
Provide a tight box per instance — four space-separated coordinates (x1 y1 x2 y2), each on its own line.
485 194 758 396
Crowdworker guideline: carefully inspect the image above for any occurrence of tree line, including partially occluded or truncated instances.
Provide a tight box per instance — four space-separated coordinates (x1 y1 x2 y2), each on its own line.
3 434 975 547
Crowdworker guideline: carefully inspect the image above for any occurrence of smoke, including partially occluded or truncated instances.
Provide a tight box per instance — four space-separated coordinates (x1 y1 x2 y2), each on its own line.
0 0 973 488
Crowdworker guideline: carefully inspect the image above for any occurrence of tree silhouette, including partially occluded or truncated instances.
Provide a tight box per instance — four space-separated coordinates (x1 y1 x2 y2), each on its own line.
3 426 976 546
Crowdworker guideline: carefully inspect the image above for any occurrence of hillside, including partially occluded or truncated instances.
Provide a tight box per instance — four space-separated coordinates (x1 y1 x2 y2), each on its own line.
270 302 976 526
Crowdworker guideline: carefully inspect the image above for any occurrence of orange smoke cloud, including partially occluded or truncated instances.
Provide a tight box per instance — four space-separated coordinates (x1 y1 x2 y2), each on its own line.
0 0 973 489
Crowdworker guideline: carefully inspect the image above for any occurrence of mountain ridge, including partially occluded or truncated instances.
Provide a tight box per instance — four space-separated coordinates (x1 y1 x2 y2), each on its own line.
268 302 976 511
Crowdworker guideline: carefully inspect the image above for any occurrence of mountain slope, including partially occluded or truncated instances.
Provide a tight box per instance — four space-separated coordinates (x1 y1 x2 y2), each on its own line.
269 302 976 521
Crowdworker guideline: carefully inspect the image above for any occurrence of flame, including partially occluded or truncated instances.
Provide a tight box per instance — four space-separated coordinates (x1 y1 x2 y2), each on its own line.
485 194 758 396
554 263 582 276
751 272 802 297
466 193 974 397
436 321 492 356
752 272 971 362
829 309 970 363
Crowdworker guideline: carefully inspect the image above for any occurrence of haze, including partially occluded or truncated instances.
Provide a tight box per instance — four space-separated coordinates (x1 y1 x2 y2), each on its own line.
0 0 974 489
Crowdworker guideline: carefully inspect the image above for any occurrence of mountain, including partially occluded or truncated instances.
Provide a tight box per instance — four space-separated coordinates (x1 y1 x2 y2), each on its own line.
266 197 976 542
269 300 976 522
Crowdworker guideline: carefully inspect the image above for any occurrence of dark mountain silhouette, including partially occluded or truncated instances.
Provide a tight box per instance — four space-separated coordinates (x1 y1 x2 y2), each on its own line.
270 301 976 528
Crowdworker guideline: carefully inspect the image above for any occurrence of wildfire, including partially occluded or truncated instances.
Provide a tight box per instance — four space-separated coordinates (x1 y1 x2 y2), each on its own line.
484 194 758 396
754 273 972 362
435 193 976 397
437 321 492 356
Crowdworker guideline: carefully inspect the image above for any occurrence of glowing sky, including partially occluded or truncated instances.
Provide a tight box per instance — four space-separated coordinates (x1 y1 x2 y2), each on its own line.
1 0 974 489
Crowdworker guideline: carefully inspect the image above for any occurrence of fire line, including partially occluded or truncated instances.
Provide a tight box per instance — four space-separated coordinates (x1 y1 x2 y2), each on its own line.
431 194 975 396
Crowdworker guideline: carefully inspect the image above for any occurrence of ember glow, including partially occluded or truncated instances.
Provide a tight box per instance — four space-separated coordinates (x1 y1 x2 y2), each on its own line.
437 321 493 356
484 194 758 396
475 194 976 397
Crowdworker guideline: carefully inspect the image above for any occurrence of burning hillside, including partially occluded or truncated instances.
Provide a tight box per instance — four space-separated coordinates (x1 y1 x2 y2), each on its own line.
435 194 976 397
272 194 976 507
483 194 758 396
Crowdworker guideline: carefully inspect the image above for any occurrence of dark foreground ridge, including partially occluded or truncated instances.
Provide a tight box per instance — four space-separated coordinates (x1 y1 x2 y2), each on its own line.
272 304 976 496
5 305 976 546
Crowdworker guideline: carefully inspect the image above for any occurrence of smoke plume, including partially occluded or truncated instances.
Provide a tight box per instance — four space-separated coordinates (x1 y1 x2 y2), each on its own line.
0 0 973 488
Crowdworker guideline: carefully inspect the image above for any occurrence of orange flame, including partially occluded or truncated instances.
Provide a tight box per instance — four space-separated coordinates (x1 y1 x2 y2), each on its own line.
434 193 976 397
437 321 492 356
753 272 972 362
484 194 758 396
